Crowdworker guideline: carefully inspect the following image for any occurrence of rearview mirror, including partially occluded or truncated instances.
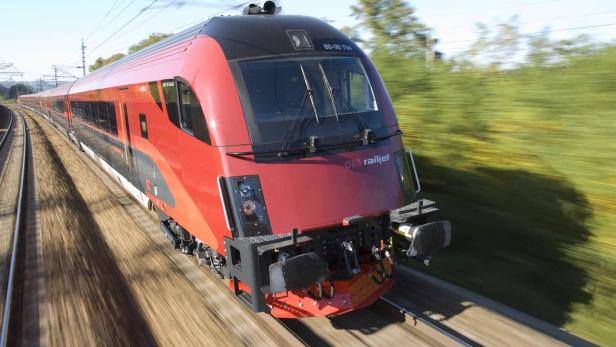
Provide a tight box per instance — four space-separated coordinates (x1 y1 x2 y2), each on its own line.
405 148 421 193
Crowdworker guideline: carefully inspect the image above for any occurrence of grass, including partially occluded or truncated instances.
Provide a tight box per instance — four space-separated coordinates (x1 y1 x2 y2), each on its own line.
380 47 616 345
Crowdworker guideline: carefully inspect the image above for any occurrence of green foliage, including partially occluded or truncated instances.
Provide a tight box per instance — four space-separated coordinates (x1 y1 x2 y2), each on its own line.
89 53 126 72
349 0 429 57
392 39 615 347
348 1 616 344
8 83 34 99
0 85 8 99
89 33 171 72
127 32 171 54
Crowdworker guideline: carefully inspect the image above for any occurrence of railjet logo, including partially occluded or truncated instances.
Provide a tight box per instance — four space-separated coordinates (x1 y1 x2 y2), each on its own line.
345 153 390 169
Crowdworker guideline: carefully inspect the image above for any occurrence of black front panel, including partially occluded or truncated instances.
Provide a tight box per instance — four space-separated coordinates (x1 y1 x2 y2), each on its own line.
202 15 363 60
224 175 272 238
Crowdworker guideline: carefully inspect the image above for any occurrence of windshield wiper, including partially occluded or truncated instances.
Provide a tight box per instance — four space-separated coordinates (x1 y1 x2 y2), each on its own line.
225 129 403 161
318 63 339 122
321 128 402 152
300 64 319 125
278 64 321 158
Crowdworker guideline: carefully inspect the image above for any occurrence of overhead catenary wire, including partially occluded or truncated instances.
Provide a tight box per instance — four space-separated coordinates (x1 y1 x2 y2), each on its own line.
420 0 564 20
438 21 616 46
97 1 248 57
85 0 126 39
432 8 616 41
110 0 180 43
87 0 161 57
167 1 249 33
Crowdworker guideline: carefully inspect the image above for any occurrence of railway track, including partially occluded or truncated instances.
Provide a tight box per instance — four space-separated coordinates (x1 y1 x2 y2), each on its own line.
0 107 13 150
378 296 474 346
19 105 475 346
12 104 574 347
19 106 303 346
0 105 29 347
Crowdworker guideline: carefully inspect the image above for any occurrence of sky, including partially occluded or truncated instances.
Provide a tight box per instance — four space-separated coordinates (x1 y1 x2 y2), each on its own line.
1 0 615 82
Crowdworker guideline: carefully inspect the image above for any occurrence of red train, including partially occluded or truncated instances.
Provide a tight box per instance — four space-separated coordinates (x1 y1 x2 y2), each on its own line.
19 2 451 318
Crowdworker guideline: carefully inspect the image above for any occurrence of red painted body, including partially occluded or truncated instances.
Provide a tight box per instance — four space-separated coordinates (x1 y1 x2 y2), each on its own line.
19 15 414 317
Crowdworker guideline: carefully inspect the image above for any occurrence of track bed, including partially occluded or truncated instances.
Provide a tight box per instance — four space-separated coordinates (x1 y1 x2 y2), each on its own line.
19 109 299 346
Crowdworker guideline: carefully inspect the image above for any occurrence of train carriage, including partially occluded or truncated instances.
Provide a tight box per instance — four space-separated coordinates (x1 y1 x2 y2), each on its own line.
19 2 451 318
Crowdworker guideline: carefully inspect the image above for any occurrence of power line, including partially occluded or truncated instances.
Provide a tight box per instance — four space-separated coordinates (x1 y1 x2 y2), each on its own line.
167 1 248 33
421 0 563 20
150 0 233 10
438 21 616 46
111 0 180 42
0 61 24 79
95 0 141 36
86 0 156 57
86 0 126 39
96 1 248 57
433 9 616 40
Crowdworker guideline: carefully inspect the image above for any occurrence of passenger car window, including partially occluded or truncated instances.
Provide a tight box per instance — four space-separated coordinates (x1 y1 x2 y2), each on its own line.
139 113 148 139
108 103 118 135
97 102 108 130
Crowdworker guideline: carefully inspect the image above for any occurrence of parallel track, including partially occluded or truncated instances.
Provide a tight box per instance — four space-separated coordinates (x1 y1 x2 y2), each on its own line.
379 296 476 346
0 109 13 150
0 107 28 347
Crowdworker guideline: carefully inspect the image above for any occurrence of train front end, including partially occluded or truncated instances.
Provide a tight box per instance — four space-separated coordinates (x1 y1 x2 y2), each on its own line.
205 9 451 318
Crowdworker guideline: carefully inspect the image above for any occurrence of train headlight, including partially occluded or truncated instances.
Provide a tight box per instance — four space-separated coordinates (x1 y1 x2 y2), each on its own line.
223 175 272 237
239 183 255 198
242 199 257 216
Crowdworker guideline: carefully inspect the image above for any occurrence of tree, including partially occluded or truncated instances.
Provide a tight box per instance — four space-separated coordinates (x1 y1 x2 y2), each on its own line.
0 84 8 99
89 53 126 72
8 83 34 99
349 0 429 58
526 28 553 67
128 33 171 54
89 33 171 72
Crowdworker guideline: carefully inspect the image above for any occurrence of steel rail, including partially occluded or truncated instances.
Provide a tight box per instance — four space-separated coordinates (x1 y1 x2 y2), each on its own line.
379 296 476 347
0 109 28 347
0 107 14 151
21 104 479 345
27 105 306 346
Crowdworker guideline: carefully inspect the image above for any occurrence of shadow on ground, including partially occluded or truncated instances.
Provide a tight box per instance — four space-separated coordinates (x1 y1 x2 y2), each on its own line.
28 114 159 346
411 154 593 326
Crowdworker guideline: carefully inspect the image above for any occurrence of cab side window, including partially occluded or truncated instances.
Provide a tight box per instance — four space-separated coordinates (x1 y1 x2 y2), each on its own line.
178 81 211 144
162 80 180 127
178 82 196 133
161 79 211 145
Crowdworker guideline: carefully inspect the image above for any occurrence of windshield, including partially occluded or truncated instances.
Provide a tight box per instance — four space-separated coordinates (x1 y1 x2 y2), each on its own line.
238 56 384 150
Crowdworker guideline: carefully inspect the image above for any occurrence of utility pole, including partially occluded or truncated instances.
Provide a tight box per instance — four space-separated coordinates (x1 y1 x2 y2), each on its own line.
81 39 86 77
39 78 43 92
53 65 58 87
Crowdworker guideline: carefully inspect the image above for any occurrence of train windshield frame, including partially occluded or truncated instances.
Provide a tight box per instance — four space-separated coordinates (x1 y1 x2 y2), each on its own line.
235 55 386 153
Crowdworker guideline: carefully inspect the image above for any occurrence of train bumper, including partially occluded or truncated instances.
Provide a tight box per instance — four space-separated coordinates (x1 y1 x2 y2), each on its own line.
224 199 450 317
